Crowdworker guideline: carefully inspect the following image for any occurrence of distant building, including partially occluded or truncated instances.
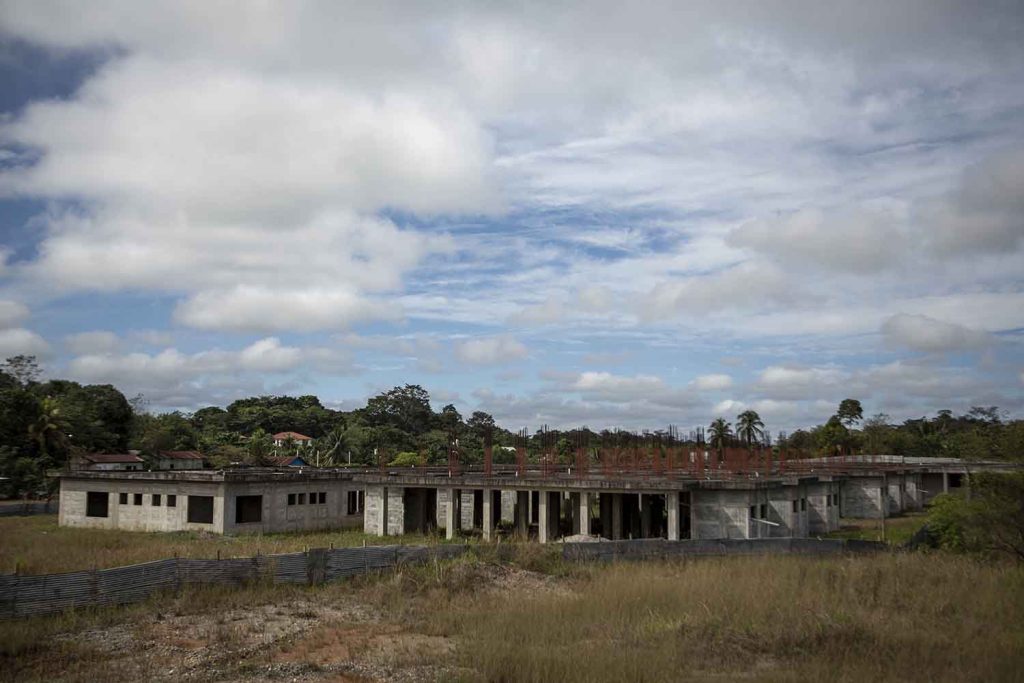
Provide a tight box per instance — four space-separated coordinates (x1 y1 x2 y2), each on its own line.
58 469 365 534
154 450 206 470
272 431 314 448
271 455 309 468
78 453 144 472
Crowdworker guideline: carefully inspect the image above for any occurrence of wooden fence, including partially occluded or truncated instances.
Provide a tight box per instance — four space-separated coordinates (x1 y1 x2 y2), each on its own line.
0 538 884 619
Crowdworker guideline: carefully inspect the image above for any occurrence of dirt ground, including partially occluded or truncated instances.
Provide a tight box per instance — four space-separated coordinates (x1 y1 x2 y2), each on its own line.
12 562 562 683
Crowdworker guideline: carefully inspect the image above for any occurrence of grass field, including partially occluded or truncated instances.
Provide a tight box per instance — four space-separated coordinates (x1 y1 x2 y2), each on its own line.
1 547 1021 682
0 515 449 575
826 512 927 545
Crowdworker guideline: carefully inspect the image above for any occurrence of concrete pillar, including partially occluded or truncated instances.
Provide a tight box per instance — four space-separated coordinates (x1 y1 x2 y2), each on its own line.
578 491 591 536
459 491 475 530
500 490 516 523
515 490 529 536
639 494 651 538
569 492 581 534
943 472 949 493
667 491 679 541
482 488 493 541
612 493 623 540
599 494 612 539
386 486 405 536
538 490 549 543
445 487 458 540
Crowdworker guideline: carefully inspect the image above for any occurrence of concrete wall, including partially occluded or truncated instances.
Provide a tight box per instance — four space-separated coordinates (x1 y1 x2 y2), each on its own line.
806 481 840 534
60 478 227 533
841 476 885 518
223 479 363 535
62 476 364 535
692 489 758 540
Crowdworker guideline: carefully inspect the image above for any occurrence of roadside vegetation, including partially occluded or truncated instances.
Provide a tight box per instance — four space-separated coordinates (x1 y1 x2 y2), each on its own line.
2 548 1021 682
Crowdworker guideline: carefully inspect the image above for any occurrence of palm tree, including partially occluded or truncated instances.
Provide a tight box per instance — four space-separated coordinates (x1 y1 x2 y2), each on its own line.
27 397 66 464
735 410 765 449
708 418 733 460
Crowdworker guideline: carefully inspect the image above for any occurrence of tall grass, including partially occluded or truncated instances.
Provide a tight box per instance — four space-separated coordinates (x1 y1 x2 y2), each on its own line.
0 515 449 574
429 553 1024 682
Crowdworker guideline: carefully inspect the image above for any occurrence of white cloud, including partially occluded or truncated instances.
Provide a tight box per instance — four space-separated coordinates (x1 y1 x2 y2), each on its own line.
756 365 847 400
881 313 991 353
921 148 1024 257
0 300 29 329
237 337 303 372
455 335 528 365
0 328 51 359
644 262 807 319
727 206 907 273
65 330 120 355
691 374 733 391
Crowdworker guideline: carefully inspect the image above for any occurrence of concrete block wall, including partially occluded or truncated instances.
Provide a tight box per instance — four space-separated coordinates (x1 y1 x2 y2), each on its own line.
363 485 385 535
460 491 475 529
60 478 227 534
500 490 516 523
223 479 362 534
842 477 884 518
693 489 754 540
387 487 405 536
436 488 449 530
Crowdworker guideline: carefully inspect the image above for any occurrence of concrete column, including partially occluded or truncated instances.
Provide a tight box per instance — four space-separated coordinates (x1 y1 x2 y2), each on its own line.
569 492 581 534
611 493 623 540
667 491 679 540
599 494 612 539
639 493 652 538
482 488 493 541
500 490 516 523
380 486 389 536
578 491 591 536
515 490 529 536
943 472 949 493
445 487 457 540
460 491 475 530
538 490 549 543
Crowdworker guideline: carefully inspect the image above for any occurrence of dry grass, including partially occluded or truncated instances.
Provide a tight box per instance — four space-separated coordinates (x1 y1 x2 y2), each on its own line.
0 515 449 575
422 552 1024 682
1 541 1021 682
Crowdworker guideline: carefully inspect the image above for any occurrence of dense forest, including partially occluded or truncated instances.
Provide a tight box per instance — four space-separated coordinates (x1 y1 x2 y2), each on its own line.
1 354 1021 499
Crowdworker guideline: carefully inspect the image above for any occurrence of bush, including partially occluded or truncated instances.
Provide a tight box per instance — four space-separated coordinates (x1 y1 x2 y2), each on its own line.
927 471 1024 560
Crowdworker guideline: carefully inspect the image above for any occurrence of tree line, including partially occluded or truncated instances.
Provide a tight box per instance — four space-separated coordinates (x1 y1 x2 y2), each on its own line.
1 356 1022 499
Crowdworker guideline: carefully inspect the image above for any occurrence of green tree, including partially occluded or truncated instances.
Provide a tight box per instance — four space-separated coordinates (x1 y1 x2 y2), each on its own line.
735 410 765 449
364 384 434 435
928 472 1024 560
246 428 275 466
836 398 864 427
2 355 41 386
816 416 850 455
708 418 732 458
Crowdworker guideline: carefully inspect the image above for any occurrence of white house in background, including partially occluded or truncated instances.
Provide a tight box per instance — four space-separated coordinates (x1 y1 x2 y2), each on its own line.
79 453 144 472
272 431 314 448
154 450 206 470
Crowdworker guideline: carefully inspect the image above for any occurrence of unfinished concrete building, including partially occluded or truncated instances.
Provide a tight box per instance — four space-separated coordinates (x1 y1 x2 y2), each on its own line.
56 454 1006 539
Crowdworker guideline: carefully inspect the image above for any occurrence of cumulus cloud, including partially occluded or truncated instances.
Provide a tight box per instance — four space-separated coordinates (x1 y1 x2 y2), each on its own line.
727 206 907 273
67 337 354 408
881 313 992 353
691 374 733 391
0 300 29 329
921 149 1024 257
455 335 528 365
65 330 120 355
644 262 807 319
0 328 51 359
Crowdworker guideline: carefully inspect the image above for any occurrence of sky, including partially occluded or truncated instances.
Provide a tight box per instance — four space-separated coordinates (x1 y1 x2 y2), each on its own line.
0 1 1022 434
